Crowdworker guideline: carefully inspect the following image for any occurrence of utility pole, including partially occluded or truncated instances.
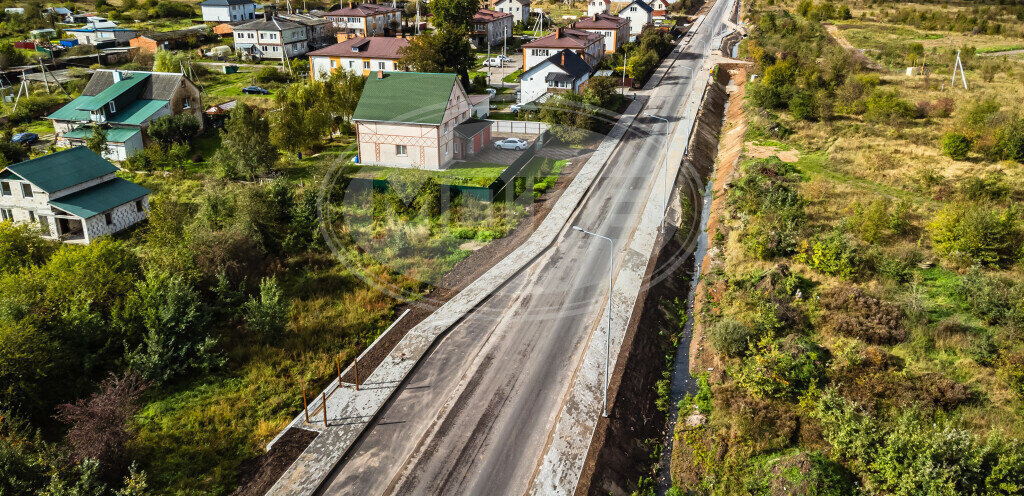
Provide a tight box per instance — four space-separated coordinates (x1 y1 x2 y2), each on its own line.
621 45 628 97
503 26 507 58
416 0 420 34
571 226 613 418
38 58 51 94
645 113 670 233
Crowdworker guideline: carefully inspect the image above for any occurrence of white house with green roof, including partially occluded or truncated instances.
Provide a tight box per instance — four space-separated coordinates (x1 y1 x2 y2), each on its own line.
352 71 491 170
0 147 150 244
48 69 203 160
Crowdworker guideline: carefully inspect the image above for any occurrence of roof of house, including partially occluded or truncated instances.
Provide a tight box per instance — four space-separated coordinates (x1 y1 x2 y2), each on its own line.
49 177 150 219
524 48 592 80
619 0 653 14
136 29 202 42
200 0 254 6
307 36 408 59
47 70 186 123
49 95 168 124
2 147 118 194
234 17 304 31
454 118 492 139
467 94 490 105
352 72 459 125
573 13 628 29
62 127 141 143
66 27 136 32
76 73 149 111
496 0 531 5
82 70 189 101
522 27 602 49
278 13 329 26
473 8 512 22
325 3 401 17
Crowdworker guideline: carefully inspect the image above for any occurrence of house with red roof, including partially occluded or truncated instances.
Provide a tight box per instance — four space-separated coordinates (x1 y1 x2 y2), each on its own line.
573 13 629 53
308 37 409 80
323 3 402 36
521 27 604 72
472 9 513 48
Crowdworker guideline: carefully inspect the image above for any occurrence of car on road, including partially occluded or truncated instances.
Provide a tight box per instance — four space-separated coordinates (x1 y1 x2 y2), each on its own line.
12 132 38 145
481 57 504 67
242 85 270 95
494 137 529 150
497 55 512 63
509 104 523 114
485 88 496 97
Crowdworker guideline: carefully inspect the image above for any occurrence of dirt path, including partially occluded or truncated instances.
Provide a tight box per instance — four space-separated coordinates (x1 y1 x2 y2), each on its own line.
824 23 883 71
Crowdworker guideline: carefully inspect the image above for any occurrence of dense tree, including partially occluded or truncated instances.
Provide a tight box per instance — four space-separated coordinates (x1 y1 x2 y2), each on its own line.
582 76 619 109
146 114 200 147
539 92 593 146
243 276 289 339
429 0 479 31
86 126 108 156
929 202 1020 267
399 28 476 88
212 103 278 179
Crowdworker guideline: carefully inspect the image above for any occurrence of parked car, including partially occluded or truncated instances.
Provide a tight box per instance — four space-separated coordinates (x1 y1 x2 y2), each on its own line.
242 85 270 95
497 55 512 63
12 132 38 145
509 104 523 114
481 57 503 67
485 88 496 97
494 137 529 150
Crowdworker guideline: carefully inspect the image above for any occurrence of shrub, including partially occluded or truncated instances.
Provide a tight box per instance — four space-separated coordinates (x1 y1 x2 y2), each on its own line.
253 65 289 84
956 269 1024 328
818 286 906 344
789 90 817 121
997 352 1024 399
864 89 916 126
802 229 861 279
146 113 201 147
243 276 290 339
708 318 756 358
929 202 1020 267
941 132 972 160
737 334 829 399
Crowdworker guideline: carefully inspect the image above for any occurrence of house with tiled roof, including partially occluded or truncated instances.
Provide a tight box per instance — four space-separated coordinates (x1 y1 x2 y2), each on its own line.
0 147 150 244
200 0 256 22
493 0 531 24
519 49 593 104
471 9 513 48
573 13 629 53
48 70 203 160
649 0 670 18
352 72 491 170
522 27 604 72
618 0 653 34
308 37 409 80
323 3 402 36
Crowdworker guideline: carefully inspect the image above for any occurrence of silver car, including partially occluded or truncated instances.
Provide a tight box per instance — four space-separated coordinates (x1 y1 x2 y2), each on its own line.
494 138 529 150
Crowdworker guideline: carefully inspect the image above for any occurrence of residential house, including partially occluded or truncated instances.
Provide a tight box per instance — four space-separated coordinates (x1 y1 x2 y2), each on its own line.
518 48 592 104
522 27 603 72
65 27 138 46
468 94 490 118
492 0 531 25
308 37 409 80
48 70 203 160
618 0 653 35
200 0 256 22
586 0 609 16
233 16 312 60
573 13 629 53
352 71 492 170
85 16 119 28
323 3 402 37
0 147 150 244
649 0 670 18
471 9 513 48
129 29 206 54
212 21 244 37
278 13 332 48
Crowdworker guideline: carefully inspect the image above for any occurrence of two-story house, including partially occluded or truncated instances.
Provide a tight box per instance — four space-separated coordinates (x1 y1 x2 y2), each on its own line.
323 3 402 37
492 0 531 25
649 0 670 18
573 13 630 53
47 70 203 160
279 13 331 49
65 27 138 46
618 0 653 35
353 72 491 170
518 49 592 104
471 9 513 48
522 27 604 72
0 147 150 244
308 37 409 80
200 0 256 22
586 0 609 16
233 16 311 60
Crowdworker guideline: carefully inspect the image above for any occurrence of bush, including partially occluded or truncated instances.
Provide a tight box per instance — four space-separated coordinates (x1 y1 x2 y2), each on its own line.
243 276 289 339
146 113 201 147
929 202 1020 267
818 286 906 344
941 132 972 160
864 89 917 126
708 319 756 358
789 90 817 121
801 229 861 279
737 334 829 399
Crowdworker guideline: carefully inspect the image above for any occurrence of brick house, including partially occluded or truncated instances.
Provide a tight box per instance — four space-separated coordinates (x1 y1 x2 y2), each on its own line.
573 13 630 53
352 72 491 170
0 147 150 244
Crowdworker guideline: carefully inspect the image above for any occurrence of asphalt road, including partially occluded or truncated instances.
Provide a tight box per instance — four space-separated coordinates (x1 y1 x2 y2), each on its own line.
317 2 735 494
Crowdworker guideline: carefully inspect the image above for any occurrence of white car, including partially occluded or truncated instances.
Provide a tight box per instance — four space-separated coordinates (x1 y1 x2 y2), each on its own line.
509 104 523 114
497 55 512 63
481 57 504 67
494 138 529 150
485 88 497 97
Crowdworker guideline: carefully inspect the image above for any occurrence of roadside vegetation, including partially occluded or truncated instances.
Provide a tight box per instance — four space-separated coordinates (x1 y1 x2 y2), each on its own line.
671 0 1024 494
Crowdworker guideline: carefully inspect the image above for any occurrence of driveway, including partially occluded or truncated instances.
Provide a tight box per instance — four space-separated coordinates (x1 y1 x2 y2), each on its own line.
483 52 522 88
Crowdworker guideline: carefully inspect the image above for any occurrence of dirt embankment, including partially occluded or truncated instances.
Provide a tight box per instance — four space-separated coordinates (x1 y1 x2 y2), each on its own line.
688 68 747 381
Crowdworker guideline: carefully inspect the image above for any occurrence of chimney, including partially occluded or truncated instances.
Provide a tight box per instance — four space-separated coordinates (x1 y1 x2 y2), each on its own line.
112 70 122 82
555 27 562 37
561 51 565 65
377 70 384 79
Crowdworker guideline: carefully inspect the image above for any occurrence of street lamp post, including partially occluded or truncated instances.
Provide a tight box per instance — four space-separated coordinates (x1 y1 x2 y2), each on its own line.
572 225 613 418
644 113 670 233
620 45 628 98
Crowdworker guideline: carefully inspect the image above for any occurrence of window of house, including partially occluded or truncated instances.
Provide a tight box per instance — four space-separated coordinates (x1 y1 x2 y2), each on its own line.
396 145 407 156
363 60 370 69
135 200 144 212
182 98 191 109
331 59 337 68
104 212 113 225
21 183 32 198
27 211 34 222
349 61 354 68
378 61 385 69
0 209 12 221
37 214 49 236
108 101 116 113
0 182 11 196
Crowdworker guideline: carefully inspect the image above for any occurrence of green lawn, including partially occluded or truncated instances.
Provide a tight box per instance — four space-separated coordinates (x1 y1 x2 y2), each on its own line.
351 163 509 188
